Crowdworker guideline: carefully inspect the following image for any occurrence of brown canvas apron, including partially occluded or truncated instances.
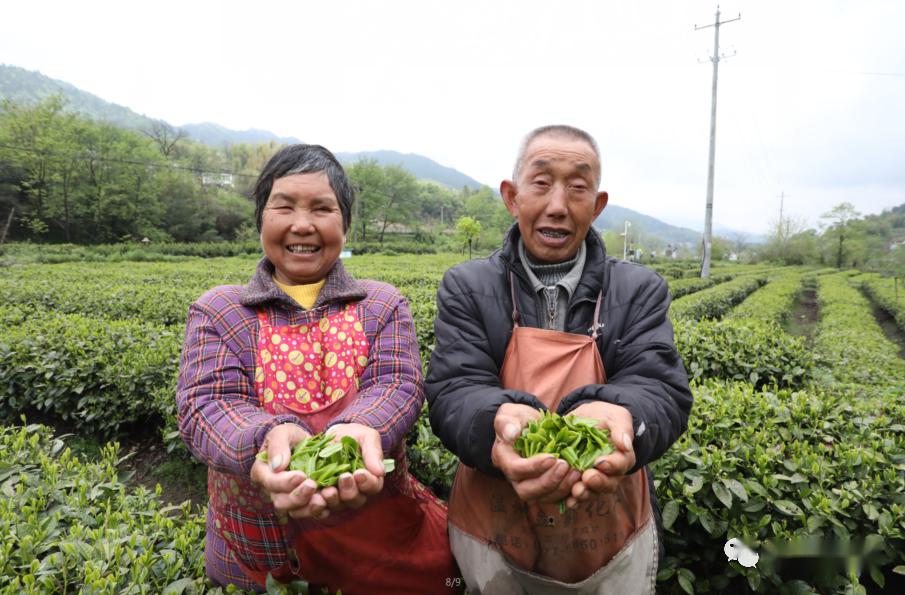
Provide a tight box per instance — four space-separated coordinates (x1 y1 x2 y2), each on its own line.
447 274 656 593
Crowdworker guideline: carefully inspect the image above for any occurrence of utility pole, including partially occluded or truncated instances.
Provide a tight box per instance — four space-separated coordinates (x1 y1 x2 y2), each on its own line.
697 5 740 278
777 191 789 246
622 220 632 260
0 207 14 247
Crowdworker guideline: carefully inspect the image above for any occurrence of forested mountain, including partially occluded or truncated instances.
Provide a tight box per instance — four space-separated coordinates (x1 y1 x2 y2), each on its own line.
0 64 154 129
0 64 482 191
336 150 483 190
0 63 710 250
179 122 303 147
596 204 700 246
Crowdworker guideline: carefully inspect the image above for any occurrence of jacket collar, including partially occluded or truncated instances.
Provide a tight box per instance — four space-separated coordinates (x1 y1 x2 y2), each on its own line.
500 223 609 302
240 257 368 309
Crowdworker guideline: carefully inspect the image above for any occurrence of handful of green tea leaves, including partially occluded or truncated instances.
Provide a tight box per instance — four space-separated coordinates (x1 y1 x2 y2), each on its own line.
514 411 614 471
257 433 396 488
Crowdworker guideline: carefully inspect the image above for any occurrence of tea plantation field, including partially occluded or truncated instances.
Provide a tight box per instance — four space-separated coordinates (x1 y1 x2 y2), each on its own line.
1 255 903 594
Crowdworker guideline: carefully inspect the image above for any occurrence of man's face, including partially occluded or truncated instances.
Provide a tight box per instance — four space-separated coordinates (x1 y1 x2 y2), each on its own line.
501 135 608 263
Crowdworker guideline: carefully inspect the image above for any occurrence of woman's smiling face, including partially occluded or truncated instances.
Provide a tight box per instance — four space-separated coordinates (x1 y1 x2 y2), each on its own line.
260 172 345 285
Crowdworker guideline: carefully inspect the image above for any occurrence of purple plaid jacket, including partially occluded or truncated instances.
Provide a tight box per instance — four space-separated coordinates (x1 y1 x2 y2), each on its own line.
176 257 424 587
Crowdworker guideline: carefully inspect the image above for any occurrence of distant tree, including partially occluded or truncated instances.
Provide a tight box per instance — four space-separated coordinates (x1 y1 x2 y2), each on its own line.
346 159 386 243
456 216 481 258
728 231 749 256
820 202 862 268
377 165 419 243
142 120 186 158
761 214 813 264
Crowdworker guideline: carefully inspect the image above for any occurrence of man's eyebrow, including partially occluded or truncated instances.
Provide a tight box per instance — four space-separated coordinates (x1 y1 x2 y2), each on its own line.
528 159 593 173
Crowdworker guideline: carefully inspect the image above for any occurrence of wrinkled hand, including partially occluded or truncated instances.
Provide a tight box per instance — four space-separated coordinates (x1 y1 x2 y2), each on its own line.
563 402 635 508
491 403 581 503
318 423 385 513
250 423 330 519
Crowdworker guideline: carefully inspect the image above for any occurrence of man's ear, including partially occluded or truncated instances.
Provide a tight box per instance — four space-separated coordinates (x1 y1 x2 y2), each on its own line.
501 180 519 217
594 191 609 218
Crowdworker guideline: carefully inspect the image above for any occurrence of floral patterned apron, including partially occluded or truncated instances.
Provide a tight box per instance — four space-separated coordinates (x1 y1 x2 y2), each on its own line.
212 303 459 594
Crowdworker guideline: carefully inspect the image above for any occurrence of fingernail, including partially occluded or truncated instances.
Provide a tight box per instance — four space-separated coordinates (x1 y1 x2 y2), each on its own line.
270 454 283 470
555 460 568 477
542 456 557 469
303 479 317 490
622 433 632 450
503 424 519 441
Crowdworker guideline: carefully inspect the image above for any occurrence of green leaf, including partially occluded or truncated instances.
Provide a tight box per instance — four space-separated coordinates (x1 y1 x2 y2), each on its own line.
677 568 695 595
745 500 768 514
878 510 892 530
723 478 748 503
774 500 804 516
747 571 761 591
317 442 343 459
656 567 675 581
162 578 195 595
662 500 680 531
266 573 290 595
712 482 733 509
686 474 704 495
868 563 885 588
893 565 905 576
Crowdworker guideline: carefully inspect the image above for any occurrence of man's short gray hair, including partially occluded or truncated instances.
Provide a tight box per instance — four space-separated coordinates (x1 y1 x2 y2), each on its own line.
512 125 602 188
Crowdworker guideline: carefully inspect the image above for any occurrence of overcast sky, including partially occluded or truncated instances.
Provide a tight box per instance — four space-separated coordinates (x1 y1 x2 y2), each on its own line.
2 0 903 235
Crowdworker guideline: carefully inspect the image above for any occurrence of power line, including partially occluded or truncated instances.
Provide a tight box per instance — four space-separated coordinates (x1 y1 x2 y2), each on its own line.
0 142 260 179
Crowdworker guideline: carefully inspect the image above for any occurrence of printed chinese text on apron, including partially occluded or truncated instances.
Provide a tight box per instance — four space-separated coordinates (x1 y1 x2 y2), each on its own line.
211 303 458 595
448 273 655 591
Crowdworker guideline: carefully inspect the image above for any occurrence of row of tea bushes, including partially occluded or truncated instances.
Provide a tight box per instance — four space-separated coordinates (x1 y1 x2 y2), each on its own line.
725 270 807 326
859 274 905 333
0 423 216 593
670 275 768 322
0 311 180 436
651 380 905 594
667 274 736 300
812 273 905 389
0 255 462 327
673 319 812 389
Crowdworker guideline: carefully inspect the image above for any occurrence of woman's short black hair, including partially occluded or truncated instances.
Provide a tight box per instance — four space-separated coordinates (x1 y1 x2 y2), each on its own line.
252 144 355 233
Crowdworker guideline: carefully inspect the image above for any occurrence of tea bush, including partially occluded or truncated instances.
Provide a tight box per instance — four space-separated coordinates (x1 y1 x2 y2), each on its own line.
0 312 180 436
674 318 812 388
726 270 806 326
813 274 905 389
670 276 768 322
0 423 216 593
652 380 905 594
668 275 735 300
860 274 905 333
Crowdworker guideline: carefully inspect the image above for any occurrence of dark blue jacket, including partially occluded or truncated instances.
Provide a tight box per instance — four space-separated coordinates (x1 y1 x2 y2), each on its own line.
425 224 692 477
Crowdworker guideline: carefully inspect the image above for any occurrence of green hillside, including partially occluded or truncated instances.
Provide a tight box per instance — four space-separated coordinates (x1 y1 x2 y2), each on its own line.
0 64 155 129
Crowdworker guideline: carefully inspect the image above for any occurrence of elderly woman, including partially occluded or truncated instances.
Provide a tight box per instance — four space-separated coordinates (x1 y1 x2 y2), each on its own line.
177 144 457 594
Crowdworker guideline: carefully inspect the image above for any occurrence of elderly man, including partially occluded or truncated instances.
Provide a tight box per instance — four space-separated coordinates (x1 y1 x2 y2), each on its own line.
426 125 692 594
